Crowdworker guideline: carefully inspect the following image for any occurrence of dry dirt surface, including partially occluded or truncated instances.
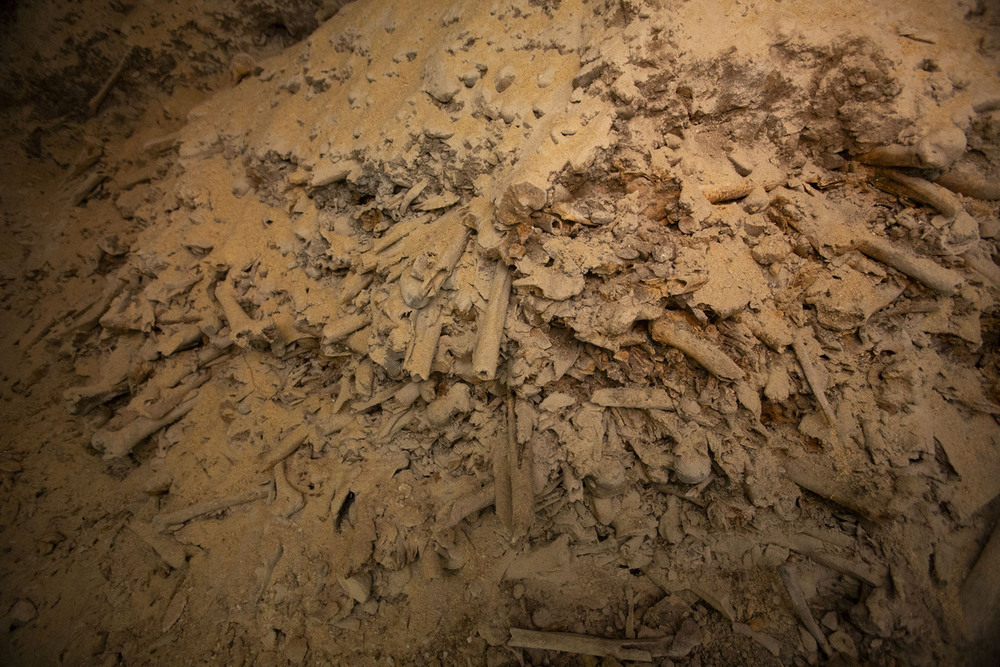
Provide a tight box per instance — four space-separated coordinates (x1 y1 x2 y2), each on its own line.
2 0 1000 665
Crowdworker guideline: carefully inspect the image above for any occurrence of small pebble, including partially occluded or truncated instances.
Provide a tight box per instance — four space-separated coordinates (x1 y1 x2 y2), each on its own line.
9 599 37 628
978 216 999 239
495 65 516 93
537 68 555 88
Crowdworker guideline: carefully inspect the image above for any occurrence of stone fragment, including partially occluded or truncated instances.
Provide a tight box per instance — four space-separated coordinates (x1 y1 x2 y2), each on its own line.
668 618 703 658
728 147 755 176
339 573 372 604
310 160 358 187
751 235 791 265
423 64 461 103
496 181 547 227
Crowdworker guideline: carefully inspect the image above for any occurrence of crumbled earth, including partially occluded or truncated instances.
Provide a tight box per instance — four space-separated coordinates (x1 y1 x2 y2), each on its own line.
2 0 1000 665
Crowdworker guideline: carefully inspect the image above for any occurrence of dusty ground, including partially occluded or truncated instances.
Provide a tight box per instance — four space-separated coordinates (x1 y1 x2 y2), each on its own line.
1 0 1000 665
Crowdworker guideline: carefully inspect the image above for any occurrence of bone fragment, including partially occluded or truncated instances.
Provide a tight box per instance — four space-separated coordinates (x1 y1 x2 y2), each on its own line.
62 141 102 184
877 170 962 217
770 191 964 293
791 331 836 426
215 281 269 346
155 324 206 358
322 313 370 346
443 481 495 530
374 217 446 273
856 143 925 168
374 406 418 444
404 304 443 381
66 344 222 416
397 179 429 214
508 395 534 540
254 542 284 604
371 215 432 255
649 312 744 381
703 181 755 204
153 486 271 532
936 162 1000 200
259 424 311 471
687 583 737 622
472 261 512 381
273 460 305 519
732 623 781 657
735 309 793 351
88 46 135 116
353 383 404 412
775 534 887 587
972 97 1000 113
857 124 966 170
66 379 130 416
93 393 199 459
780 454 897 521
590 387 674 411
419 227 470 302
494 425 513 534
777 562 833 657
128 519 187 570
962 248 1000 289
309 160 358 188
337 272 374 306
508 628 658 662
69 171 108 206
854 237 962 295
142 131 181 156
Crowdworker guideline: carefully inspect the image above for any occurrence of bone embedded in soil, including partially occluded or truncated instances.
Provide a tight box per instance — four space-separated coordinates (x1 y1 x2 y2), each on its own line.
1 0 1000 664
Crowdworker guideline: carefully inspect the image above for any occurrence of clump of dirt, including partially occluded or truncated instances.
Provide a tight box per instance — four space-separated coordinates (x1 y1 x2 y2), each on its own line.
2 0 1000 665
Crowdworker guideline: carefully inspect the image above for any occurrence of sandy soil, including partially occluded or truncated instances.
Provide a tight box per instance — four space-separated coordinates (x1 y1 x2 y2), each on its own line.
1 0 999 665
